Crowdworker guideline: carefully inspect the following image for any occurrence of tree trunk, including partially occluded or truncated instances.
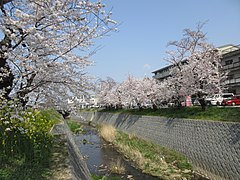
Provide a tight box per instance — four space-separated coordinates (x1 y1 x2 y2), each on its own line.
197 93 207 111
0 33 14 99
152 103 158 111
0 57 14 99
137 103 143 111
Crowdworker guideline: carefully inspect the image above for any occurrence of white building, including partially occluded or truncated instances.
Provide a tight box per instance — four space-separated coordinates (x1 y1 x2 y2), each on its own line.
219 44 240 94
67 94 99 109
152 44 240 95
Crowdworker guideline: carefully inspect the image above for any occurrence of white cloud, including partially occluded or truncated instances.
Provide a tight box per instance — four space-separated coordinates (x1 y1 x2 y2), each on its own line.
143 64 151 69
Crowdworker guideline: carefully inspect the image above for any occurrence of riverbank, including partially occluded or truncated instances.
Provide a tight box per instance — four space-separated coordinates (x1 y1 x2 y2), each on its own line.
76 111 240 180
68 120 158 179
67 119 194 179
99 124 193 179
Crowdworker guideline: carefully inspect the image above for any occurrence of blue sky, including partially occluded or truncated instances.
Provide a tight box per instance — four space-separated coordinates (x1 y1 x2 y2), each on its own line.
88 0 240 83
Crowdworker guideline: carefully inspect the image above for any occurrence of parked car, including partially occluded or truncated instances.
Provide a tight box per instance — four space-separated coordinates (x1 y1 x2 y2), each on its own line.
205 93 234 105
221 96 240 106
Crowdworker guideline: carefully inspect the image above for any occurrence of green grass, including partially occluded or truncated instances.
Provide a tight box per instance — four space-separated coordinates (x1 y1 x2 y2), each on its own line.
0 136 69 180
0 109 62 180
0 157 51 180
116 131 192 170
91 174 121 180
112 130 192 178
66 120 84 134
99 106 240 122
91 174 107 180
0 151 54 180
39 109 62 124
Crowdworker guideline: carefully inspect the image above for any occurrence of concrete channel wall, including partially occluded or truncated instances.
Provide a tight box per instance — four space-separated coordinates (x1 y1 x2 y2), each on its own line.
51 121 91 180
76 112 240 180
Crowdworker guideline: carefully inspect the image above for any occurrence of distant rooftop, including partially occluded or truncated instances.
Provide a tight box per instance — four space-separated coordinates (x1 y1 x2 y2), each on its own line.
152 64 172 73
152 44 240 74
217 44 240 55
152 59 188 73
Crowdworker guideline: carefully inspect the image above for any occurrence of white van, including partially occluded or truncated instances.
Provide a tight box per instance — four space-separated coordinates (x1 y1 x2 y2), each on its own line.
205 93 234 105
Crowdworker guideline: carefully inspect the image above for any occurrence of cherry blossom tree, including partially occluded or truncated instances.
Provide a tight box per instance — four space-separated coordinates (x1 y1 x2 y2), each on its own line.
95 77 118 108
97 76 167 110
97 24 225 111
0 0 117 107
116 75 139 108
96 76 142 109
165 23 225 110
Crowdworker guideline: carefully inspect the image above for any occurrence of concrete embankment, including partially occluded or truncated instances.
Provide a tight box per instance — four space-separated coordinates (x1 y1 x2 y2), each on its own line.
51 121 91 180
75 112 240 180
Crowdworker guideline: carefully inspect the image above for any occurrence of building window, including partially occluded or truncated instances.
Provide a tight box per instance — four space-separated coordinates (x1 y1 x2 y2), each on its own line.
225 59 233 65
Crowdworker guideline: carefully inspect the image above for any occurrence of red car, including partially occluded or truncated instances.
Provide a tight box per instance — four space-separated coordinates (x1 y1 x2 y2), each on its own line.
222 96 240 106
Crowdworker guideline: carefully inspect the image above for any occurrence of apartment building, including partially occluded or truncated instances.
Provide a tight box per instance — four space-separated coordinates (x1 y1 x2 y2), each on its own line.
152 44 240 95
152 60 188 81
220 45 240 94
152 65 172 81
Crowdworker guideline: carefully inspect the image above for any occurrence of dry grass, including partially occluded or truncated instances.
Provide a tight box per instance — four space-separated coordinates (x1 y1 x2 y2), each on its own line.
109 158 125 174
114 131 193 179
99 125 192 179
128 133 137 140
131 149 145 167
99 124 116 143
116 142 189 178
116 143 145 169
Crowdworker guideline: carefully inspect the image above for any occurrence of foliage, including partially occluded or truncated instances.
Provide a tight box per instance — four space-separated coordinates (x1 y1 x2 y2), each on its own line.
96 24 225 111
96 76 164 109
0 136 69 180
99 106 240 122
165 23 225 110
95 77 119 106
66 120 84 134
0 105 60 179
91 174 121 180
39 109 62 124
0 0 117 108
91 174 108 180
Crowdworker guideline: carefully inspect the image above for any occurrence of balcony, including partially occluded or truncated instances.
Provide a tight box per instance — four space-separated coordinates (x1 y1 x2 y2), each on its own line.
223 61 240 70
224 77 240 85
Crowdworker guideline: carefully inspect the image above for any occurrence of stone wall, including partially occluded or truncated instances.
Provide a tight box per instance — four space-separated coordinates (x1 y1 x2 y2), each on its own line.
76 112 240 180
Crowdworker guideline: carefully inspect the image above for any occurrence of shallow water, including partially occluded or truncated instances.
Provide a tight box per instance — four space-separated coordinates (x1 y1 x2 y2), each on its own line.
74 125 159 179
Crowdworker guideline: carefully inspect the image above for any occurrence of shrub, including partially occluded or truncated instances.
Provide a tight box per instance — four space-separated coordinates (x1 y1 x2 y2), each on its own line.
0 100 58 164
109 158 125 174
99 124 116 143
66 120 84 134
